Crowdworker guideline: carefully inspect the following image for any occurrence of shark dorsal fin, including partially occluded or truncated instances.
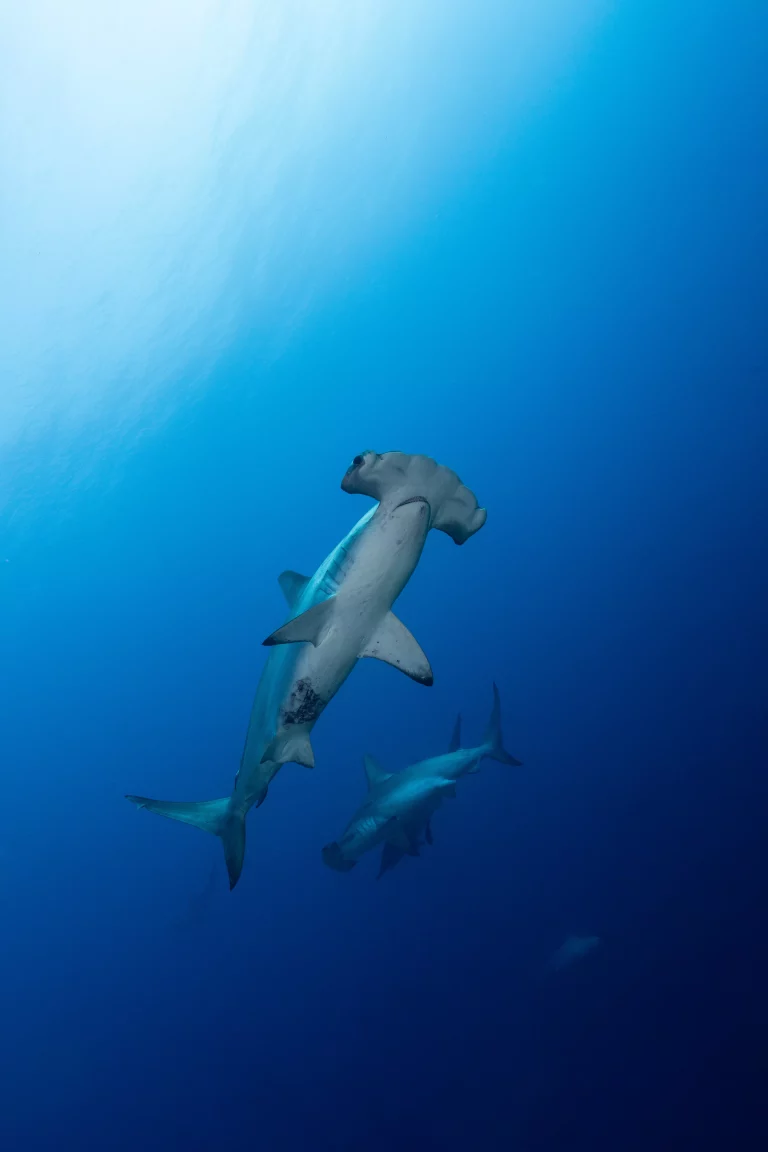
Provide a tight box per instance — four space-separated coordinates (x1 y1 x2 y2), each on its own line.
448 714 462 752
278 570 310 609
363 754 391 790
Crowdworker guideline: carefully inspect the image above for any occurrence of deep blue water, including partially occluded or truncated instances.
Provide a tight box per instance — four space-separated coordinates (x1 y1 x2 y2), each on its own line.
1 2 767 1149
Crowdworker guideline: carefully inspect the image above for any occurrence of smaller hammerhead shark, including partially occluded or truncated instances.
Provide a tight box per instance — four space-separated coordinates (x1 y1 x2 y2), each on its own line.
322 685 522 875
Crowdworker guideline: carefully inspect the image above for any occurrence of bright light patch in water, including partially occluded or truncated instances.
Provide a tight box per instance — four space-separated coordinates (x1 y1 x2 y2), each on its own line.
0 0 607 460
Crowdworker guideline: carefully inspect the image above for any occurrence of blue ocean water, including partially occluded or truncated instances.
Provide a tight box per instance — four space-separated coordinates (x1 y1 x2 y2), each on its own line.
1 2 767 1149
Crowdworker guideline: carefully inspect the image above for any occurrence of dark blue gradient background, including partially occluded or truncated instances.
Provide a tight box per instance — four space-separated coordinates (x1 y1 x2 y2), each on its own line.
1 3 766 1149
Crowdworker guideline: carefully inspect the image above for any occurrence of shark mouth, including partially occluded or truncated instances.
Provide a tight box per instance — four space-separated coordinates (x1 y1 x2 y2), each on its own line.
394 495 431 512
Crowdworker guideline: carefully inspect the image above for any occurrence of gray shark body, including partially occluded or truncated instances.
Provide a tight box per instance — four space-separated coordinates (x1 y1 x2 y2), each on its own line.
322 685 522 875
127 451 487 888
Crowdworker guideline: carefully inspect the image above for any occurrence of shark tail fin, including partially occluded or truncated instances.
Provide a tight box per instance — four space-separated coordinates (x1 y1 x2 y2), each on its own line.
125 795 247 890
483 683 523 767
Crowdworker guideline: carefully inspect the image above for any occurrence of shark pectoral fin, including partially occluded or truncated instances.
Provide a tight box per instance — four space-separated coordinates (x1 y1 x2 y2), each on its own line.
363 753 391 790
261 728 315 769
448 715 462 753
442 782 458 798
385 818 420 856
262 596 336 648
278 570 311 609
377 842 405 878
360 612 433 685
425 819 434 845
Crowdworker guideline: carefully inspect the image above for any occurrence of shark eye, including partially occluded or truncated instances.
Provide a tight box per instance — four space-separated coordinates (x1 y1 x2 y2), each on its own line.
344 450 374 478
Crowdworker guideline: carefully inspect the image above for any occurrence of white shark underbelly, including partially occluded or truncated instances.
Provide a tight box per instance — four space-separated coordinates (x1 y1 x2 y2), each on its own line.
255 498 432 775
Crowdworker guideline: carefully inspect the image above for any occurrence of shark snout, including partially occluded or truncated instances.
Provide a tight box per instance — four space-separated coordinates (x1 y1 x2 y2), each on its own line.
340 450 378 493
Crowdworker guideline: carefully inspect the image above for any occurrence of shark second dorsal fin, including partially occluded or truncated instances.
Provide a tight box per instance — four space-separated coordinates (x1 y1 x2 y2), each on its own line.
359 612 433 685
263 596 336 648
449 715 462 752
363 753 391 790
278 570 310 609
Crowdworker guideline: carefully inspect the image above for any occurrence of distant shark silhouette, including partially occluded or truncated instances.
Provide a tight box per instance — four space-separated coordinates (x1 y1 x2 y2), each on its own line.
323 684 522 874
127 452 487 889
547 935 601 972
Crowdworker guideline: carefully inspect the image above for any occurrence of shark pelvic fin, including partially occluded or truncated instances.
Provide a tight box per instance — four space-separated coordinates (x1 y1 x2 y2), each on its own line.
359 612 433 685
441 782 458 798
278 570 311 609
263 596 336 648
363 753 391 790
261 728 315 769
449 714 462 753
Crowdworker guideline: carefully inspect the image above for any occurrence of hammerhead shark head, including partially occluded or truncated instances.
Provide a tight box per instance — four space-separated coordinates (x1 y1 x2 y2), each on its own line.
127 451 487 888
322 685 522 874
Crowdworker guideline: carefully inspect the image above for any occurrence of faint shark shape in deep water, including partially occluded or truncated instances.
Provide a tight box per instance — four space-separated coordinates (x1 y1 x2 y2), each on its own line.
547 935 601 972
127 451 487 889
322 684 522 875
